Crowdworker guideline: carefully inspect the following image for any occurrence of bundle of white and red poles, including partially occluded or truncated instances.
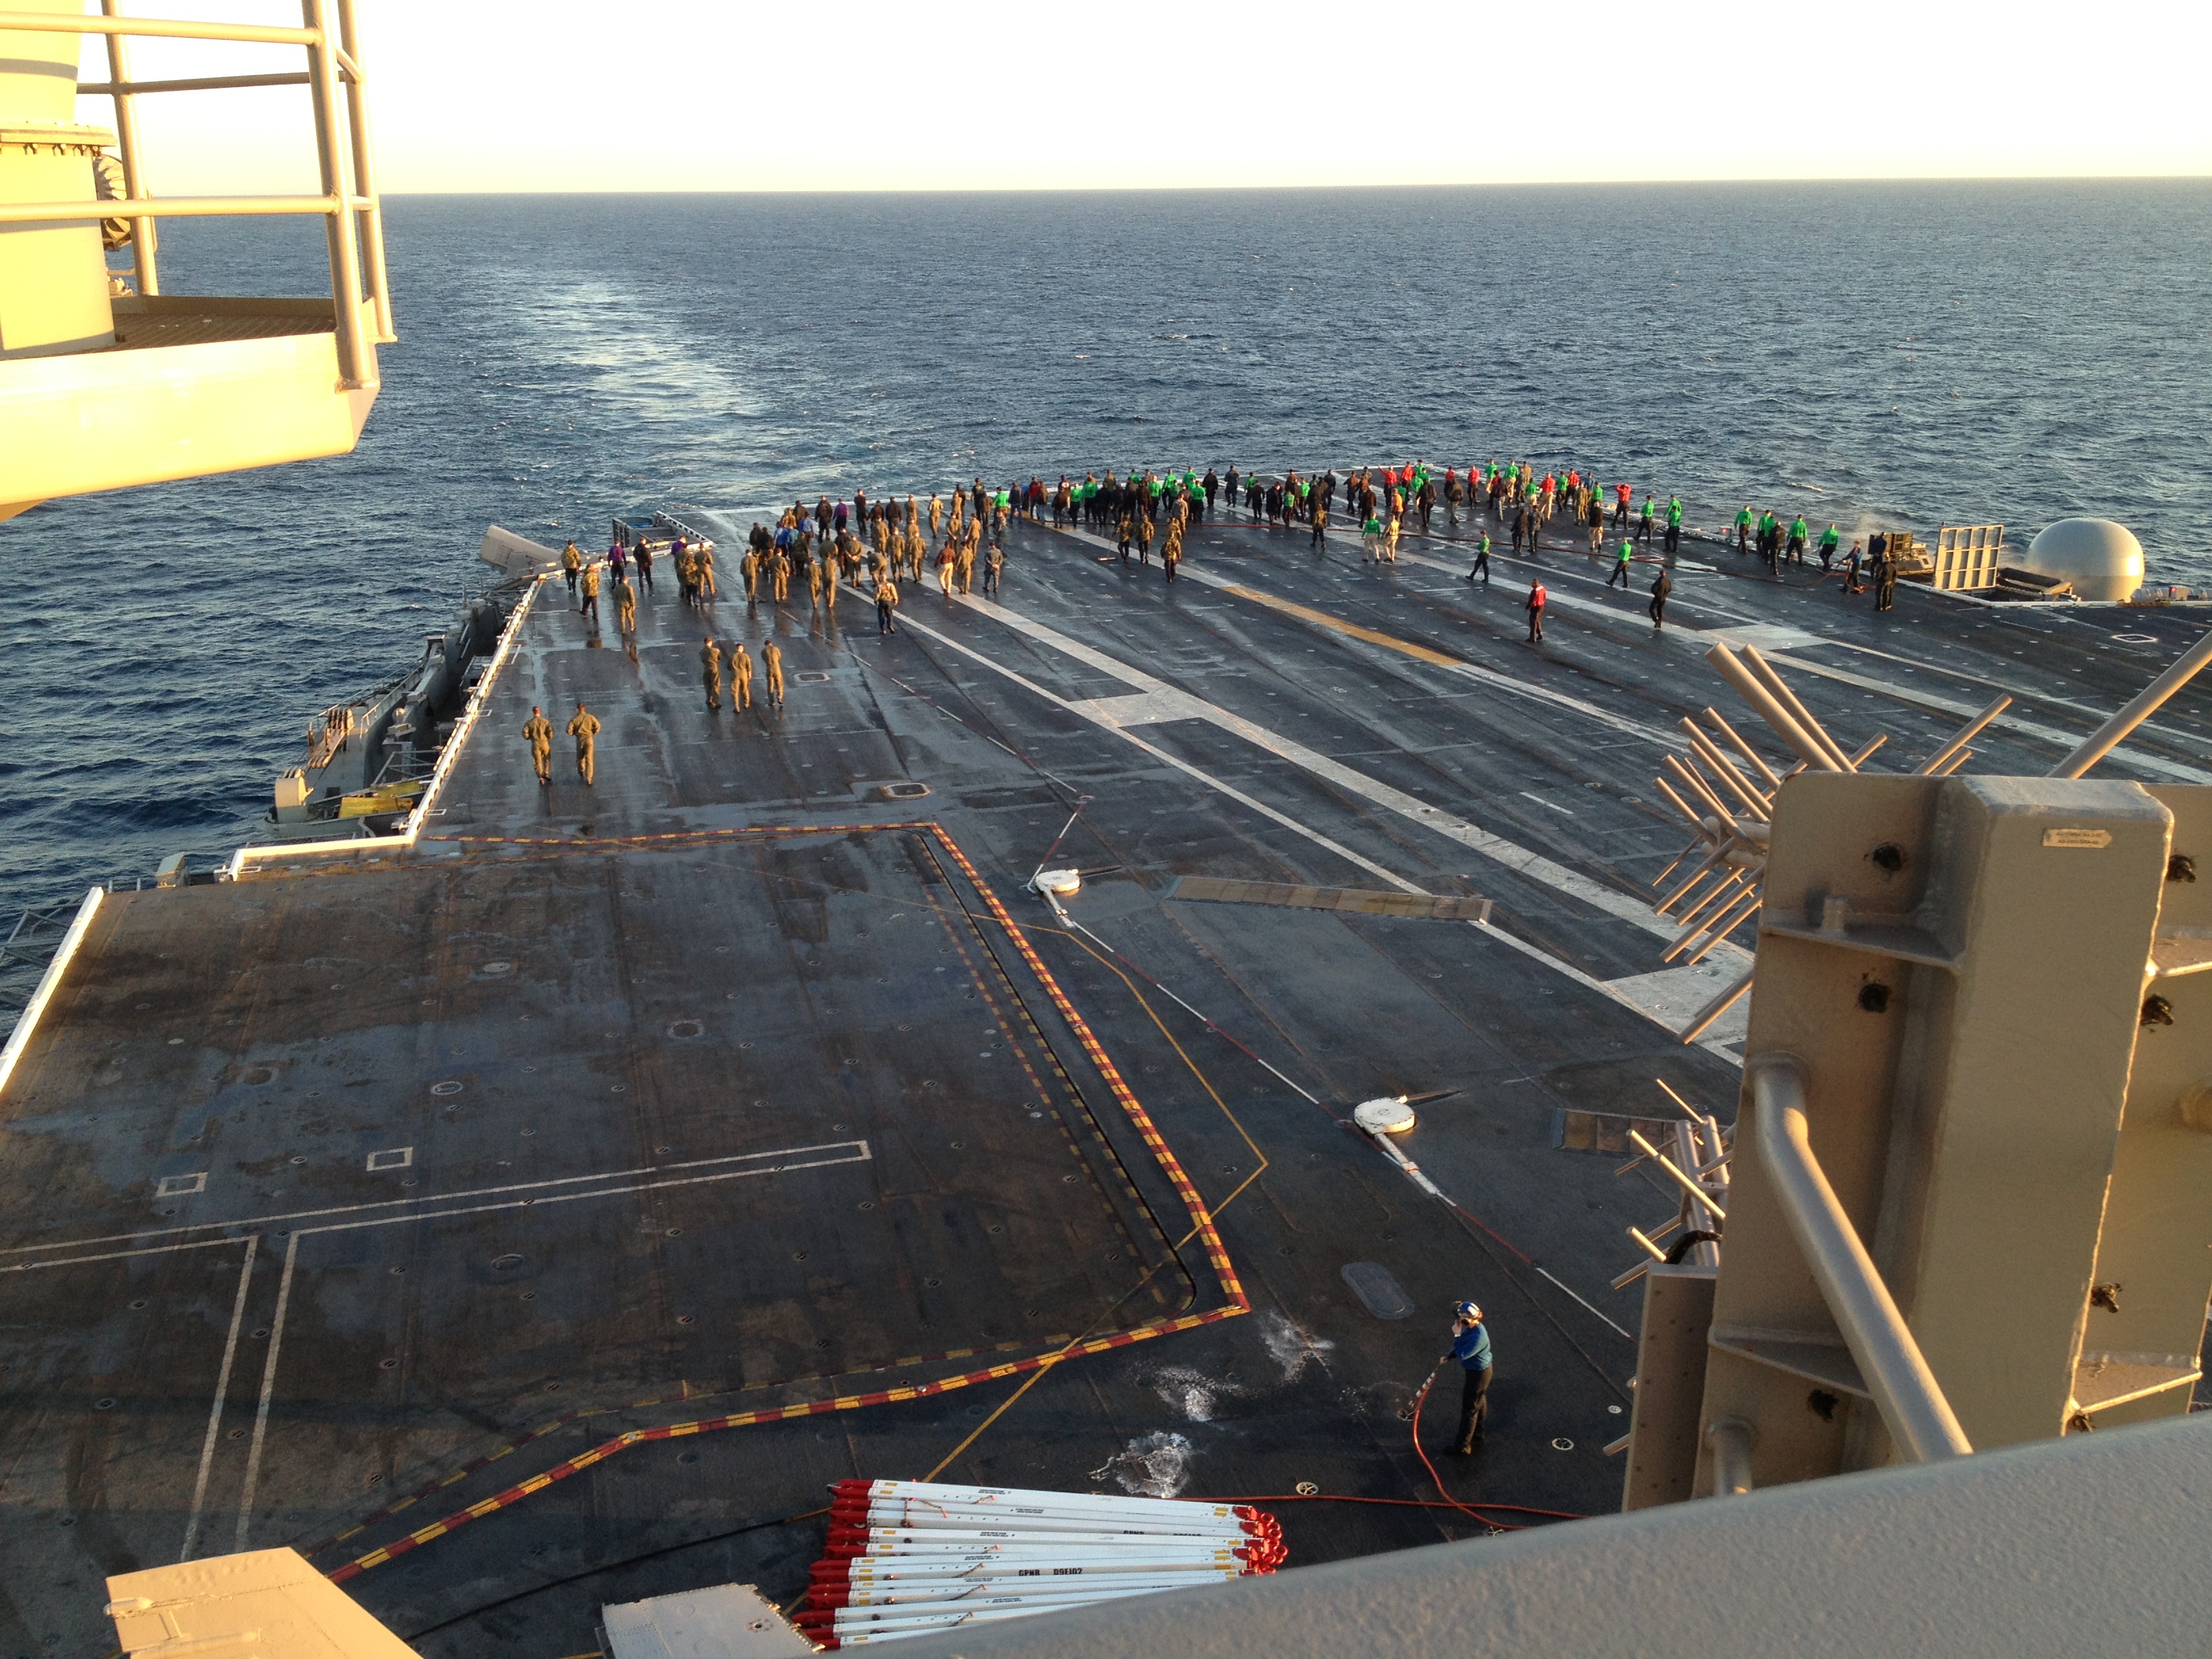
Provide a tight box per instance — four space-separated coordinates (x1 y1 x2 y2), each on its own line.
796 1478 1286 1647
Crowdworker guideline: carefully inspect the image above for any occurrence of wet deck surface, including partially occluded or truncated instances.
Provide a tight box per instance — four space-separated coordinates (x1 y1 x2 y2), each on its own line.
5 502 2212 1656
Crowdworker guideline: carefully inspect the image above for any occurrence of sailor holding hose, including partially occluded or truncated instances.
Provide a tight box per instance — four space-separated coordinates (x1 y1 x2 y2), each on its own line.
1446 1301 1493 1454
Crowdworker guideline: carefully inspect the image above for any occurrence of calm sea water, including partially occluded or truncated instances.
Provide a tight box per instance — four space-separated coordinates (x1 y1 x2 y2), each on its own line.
4 182 2209 925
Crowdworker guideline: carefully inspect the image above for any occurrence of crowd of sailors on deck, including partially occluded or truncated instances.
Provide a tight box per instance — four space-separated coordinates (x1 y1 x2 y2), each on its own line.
558 458 1902 655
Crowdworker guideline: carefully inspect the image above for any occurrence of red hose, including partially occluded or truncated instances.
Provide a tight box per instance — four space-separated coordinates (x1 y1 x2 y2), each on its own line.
1405 1364 1531 1530
1208 1492 1584 1520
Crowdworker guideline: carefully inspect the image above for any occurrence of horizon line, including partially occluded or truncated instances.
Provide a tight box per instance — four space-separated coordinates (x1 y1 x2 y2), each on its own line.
374 172 2212 197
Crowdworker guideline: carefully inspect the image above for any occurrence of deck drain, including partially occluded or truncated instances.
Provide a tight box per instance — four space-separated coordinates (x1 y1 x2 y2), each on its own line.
1340 1261 1416 1321
380 1358 398 1369
668 1020 703 1040
883 781 930 799
677 1315 695 1325
1552 1437 1576 1452
129 1298 148 1310
1295 1481 1319 1496
94 1397 116 1410
492 1254 525 1270
480 961 513 976
430 1081 464 1097
242 1067 275 1086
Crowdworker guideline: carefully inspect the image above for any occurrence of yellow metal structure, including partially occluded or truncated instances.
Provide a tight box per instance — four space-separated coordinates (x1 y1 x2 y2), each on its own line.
106 1547 419 1659
1930 523 2006 592
0 0 392 520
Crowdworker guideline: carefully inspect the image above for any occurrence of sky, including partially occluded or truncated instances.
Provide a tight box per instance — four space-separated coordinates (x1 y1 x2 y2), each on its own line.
68 0 2212 193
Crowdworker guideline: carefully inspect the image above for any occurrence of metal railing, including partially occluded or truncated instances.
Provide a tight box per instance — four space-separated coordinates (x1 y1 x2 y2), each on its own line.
0 0 392 386
1748 1054 1973 1463
224 574 546 876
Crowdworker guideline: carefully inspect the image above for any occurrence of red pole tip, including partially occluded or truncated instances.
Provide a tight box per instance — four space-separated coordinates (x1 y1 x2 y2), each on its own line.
808 1586 849 1610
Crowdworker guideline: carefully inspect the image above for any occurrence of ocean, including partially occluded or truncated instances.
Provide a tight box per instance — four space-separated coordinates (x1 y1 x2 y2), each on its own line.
4 181 2209 927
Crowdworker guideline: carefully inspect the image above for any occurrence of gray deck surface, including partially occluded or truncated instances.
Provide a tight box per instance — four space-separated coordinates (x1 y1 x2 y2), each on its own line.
5 503 2211 1656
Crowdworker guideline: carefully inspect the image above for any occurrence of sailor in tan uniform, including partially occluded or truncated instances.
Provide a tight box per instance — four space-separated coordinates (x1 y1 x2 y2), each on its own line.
566 701 601 785
523 705 554 785
764 642 785 711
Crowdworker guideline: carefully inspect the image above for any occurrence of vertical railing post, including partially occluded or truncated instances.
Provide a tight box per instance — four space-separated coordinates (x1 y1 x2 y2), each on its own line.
334 0 392 342
100 0 159 294
300 0 371 386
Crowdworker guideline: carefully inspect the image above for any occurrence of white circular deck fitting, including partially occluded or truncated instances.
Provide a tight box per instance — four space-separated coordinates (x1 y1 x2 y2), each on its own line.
2025 517 2144 602
1032 867 1082 896
1353 1097 1417 1135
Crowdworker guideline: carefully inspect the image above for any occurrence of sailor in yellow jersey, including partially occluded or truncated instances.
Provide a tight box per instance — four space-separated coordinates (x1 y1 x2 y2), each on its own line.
763 642 786 710
614 571 636 636
523 705 554 785
561 540 581 600
701 637 722 711
566 701 601 785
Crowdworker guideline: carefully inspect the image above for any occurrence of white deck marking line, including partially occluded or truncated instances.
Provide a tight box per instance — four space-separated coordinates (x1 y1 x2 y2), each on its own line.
885 616 1422 894
1767 653 2212 784
239 1233 300 1548
1063 525 1679 749
180 1232 256 1561
1182 565 1680 749
2 1140 869 1257
0 886 102 1101
890 608 1746 1053
0 1235 239 1272
1521 793 1576 815
1383 539 2212 783
230 1141 872 1548
926 592 1710 949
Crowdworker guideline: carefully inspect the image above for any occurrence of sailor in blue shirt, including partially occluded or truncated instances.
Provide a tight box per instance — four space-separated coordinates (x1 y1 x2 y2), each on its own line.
1447 1300 1492 1454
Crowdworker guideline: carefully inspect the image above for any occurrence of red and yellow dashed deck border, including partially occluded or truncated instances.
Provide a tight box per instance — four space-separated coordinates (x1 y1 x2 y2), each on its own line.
306 1332 1073 1559
324 819 1248 1585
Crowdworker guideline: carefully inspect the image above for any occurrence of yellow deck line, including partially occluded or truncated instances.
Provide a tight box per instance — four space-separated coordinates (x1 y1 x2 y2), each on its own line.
1219 583 1465 668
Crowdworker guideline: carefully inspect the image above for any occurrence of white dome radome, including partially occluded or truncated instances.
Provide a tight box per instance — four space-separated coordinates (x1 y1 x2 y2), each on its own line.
2024 518 2144 602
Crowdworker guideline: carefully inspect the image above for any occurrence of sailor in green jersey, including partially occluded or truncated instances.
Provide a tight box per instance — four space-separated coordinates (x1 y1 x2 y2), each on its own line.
1735 505 1754 553
1639 497 1656 545
1467 531 1492 585
1362 512 1384 562
1664 496 1683 555
1818 523 1841 569
1605 538 1633 589
1759 511 1779 572
1788 516 1809 563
